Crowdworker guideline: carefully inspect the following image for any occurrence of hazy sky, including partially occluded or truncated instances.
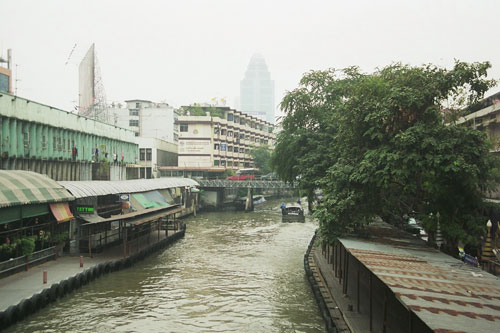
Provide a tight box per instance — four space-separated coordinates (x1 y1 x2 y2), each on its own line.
1 0 499 117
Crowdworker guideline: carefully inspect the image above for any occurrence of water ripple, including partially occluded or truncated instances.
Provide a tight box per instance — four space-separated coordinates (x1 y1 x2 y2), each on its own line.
7 199 324 333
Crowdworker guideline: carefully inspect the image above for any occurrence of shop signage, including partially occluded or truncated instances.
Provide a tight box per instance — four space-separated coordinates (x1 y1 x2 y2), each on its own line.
77 206 94 214
120 194 130 201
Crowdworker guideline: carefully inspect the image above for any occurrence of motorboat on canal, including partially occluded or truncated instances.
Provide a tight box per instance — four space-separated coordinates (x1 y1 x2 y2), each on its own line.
281 203 305 222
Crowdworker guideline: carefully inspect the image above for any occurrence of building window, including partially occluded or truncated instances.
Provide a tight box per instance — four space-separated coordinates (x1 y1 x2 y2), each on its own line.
53 136 57 151
174 133 179 141
227 113 234 121
221 160 226 166
234 116 239 123
129 109 139 116
180 124 188 132
227 131 233 137
136 102 140 108
42 135 47 150
227 160 233 167
135 132 139 137
239 147 245 153
221 129 227 136
146 148 152 161
214 160 219 166
214 144 219 150
23 132 30 148
140 148 145 161
129 120 139 127
228 146 233 152
214 127 220 134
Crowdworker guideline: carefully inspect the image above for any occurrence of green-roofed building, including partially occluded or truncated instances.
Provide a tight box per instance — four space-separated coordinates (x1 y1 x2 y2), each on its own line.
0 92 139 181
0 170 76 276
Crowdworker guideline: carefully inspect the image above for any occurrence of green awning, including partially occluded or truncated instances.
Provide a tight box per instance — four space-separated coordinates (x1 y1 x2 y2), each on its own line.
132 191 170 209
0 204 50 225
0 170 75 208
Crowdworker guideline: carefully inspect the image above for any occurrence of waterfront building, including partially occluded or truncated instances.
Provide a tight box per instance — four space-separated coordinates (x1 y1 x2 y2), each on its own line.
0 92 138 181
0 170 75 276
176 105 275 169
240 53 275 124
136 137 178 179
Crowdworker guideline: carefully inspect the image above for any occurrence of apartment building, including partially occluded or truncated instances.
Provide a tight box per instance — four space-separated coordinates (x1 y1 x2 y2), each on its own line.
176 106 275 169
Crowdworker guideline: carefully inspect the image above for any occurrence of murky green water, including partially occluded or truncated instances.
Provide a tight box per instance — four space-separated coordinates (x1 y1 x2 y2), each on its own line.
7 199 324 332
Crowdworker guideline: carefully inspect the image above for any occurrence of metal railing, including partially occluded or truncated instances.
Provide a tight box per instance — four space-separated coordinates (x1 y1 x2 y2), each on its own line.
0 246 57 278
197 179 295 189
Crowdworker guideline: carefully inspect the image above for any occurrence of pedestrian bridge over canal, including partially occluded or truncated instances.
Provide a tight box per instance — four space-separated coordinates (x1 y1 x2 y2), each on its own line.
195 179 295 189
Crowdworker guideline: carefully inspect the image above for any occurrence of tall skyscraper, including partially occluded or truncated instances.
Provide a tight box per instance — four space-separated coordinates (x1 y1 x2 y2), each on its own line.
240 53 275 124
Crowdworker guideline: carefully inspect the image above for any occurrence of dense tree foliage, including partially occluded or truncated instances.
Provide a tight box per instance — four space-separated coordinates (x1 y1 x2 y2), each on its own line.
250 145 272 175
272 62 498 253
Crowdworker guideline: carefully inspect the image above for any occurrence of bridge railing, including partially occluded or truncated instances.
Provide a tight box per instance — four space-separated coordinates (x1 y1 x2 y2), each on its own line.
196 179 295 189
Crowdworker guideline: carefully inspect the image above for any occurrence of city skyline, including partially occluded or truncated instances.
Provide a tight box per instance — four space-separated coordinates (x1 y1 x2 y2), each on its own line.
1 1 500 119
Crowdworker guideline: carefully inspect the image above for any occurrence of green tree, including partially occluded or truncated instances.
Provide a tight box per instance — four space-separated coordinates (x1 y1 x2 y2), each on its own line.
273 61 498 254
250 145 272 175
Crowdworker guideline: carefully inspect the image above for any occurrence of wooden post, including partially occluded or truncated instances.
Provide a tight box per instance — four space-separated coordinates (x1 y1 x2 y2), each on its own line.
338 245 342 284
136 227 139 253
88 225 92 258
344 250 349 294
123 225 127 257
383 289 388 333
357 265 360 313
369 273 373 331
334 243 337 276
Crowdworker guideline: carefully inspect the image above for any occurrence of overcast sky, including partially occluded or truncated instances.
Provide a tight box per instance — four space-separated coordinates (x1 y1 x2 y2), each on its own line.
1 0 499 116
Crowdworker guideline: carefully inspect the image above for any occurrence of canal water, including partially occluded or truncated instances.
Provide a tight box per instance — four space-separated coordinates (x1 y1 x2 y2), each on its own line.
7 199 325 332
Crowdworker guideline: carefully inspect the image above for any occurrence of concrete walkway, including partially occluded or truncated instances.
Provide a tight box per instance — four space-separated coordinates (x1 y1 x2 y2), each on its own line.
0 228 181 312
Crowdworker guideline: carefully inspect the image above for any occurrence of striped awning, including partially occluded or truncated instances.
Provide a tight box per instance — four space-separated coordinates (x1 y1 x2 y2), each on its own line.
50 202 74 223
0 170 75 208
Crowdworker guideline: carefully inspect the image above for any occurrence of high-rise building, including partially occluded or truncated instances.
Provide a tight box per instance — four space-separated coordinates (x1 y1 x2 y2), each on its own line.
240 53 275 124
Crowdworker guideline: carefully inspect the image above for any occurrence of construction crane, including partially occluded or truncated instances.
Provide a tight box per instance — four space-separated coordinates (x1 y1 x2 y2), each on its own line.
65 43 77 65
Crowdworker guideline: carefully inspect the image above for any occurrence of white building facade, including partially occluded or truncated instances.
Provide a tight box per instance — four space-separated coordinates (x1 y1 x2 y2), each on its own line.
135 137 178 179
107 99 179 179
177 106 275 169
108 100 179 142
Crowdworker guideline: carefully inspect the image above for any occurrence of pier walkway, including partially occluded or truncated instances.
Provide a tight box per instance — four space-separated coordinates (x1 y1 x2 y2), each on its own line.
0 227 185 329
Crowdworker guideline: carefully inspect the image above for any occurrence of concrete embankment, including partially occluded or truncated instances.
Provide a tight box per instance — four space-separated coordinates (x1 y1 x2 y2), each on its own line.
0 224 186 331
304 231 350 333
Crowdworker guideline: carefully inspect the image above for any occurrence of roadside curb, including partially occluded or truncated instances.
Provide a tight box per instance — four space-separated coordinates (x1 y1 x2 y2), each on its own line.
0 224 186 331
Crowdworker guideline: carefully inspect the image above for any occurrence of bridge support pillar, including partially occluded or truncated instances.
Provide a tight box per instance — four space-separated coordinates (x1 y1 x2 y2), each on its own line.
245 187 254 212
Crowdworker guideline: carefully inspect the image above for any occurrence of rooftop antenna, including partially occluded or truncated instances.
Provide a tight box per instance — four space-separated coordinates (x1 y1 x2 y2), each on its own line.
15 64 20 96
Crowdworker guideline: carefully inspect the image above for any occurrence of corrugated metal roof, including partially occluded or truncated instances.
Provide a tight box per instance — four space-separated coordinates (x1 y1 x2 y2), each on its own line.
340 220 500 333
57 178 199 199
0 170 75 208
